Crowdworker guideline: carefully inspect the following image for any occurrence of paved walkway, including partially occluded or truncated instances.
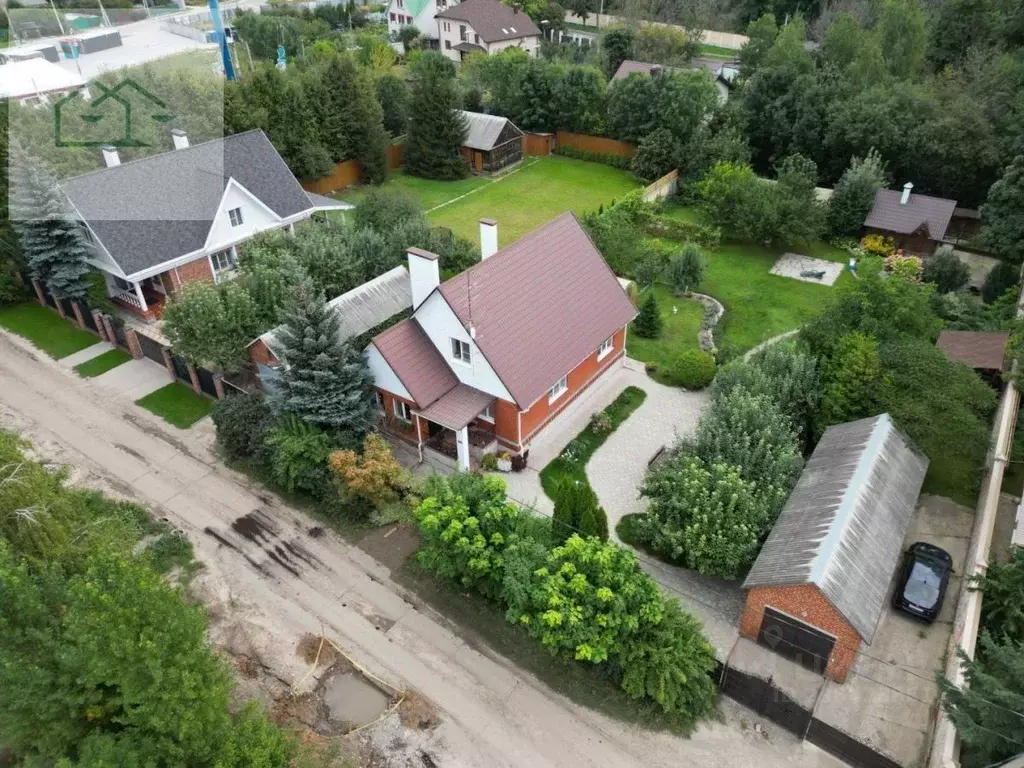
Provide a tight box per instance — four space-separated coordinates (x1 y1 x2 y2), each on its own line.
91 357 173 401
59 340 115 369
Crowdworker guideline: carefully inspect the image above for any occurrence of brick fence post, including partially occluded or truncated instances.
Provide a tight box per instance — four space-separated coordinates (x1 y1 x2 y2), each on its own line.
30 279 46 306
53 297 66 319
186 362 201 394
92 310 108 342
160 348 177 382
123 327 143 359
70 302 87 331
213 373 226 399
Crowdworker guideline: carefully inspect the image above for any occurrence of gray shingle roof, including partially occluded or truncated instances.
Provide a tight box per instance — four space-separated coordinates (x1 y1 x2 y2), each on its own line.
438 212 637 407
460 111 523 151
864 188 957 241
61 130 314 276
257 266 412 357
742 414 929 643
435 0 540 43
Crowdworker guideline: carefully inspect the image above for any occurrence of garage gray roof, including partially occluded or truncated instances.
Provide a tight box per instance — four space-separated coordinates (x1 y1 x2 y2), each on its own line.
460 111 522 151
743 414 929 643
61 130 315 277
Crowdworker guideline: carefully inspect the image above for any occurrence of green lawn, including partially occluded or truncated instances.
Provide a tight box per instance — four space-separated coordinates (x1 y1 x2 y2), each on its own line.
0 303 99 359
539 386 647 501
698 43 740 59
73 348 132 378
626 286 704 380
135 383 212 429
342 156 640 247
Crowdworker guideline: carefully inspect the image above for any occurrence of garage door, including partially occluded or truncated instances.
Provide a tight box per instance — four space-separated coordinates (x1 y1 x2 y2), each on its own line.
758 607 835 675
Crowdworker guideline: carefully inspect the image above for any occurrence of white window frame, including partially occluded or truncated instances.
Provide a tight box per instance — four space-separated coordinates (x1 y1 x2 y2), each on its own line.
597 336 613 361
451 337 471 365
373 391 385 412
393 399 411 421
228 207 244 227
479 402 495 423
211 249 234 273
548 376 568 404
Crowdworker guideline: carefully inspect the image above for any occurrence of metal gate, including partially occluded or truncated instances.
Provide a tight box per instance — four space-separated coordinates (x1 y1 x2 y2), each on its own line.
78 302 98 333
136 331 166 365
59 298 76 318
718 666 813 738
170 353 191 383
110 318 128 349
806 719 902 768
41 283 56 308
758 608 835 675
196 366 218 398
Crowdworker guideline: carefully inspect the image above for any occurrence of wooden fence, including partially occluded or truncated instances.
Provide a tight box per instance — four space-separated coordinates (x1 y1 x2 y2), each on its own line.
302 139 406 196
643 169 678 202
523 132 555 156
555 131 635 158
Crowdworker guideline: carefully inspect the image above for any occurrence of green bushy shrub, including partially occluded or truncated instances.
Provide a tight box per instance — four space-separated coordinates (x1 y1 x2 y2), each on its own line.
665 349 716 389
211 392 274 462
638 215 721 248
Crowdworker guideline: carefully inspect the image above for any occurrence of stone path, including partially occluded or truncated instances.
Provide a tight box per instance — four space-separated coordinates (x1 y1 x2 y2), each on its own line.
91 357 175 402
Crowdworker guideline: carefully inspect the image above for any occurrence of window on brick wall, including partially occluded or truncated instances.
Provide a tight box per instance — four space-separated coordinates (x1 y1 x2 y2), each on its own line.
393 399 411 421
597 336 613 360
228 207 243 227
373 391 385 412
548 375 568 403
480 402 494 422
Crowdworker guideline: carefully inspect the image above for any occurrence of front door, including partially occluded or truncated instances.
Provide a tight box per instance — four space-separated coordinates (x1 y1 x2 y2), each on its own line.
757 607 836 675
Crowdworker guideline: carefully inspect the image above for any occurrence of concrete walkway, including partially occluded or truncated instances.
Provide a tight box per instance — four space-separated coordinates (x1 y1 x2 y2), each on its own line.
58 340 115 369
91 357 173 401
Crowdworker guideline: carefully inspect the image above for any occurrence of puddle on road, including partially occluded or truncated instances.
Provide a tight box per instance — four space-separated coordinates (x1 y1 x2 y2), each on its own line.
232 509 276 543
322 671 391 728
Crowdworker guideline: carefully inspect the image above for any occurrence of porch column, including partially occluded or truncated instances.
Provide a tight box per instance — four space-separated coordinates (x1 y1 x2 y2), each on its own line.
133 280 148 312
455 426 470 472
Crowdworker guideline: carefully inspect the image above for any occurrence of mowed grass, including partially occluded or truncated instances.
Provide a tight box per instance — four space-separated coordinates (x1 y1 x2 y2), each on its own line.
626 285 705 378
0 303 99 359
698 43 741 58
341 156 640 247
74 348 131 378
135 383 212 429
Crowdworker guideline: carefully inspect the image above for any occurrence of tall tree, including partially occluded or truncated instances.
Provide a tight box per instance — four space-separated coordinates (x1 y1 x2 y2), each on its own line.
981 155 1024 264
8 142 91 300
376 73 410 137
738 13 778 79
826 149 888 237
601 26 634 80
519 59 558 132
319 54 389 184
271 283 374 436
552 66 606 134
817 331 885 430
162 281 262 373
926 0 997 72
404 53 469 180
876 0 927 79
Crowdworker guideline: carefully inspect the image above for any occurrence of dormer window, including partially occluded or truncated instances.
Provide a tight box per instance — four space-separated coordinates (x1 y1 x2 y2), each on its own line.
228 207 243 227
451 338 471 364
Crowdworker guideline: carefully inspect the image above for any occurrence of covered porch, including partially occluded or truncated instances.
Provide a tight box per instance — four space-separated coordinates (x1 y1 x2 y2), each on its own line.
417 384 496 471
103 271 169 322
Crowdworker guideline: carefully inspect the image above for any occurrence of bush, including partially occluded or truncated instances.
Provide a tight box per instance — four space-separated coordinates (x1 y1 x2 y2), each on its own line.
328 432 410 507
210 392 274 462
665 243 704 295
263 416 337 498
353 189 422 232
861 233 897 257
0 269 27 306
923 246 970 294
982 260 1020 304
554 144 633 170
480 452 498 471
638 215 721 248
631 128 677 184
664 349 716 389
589 411 613 435
551 479 608 544
884 252 923 282
632 292 663 338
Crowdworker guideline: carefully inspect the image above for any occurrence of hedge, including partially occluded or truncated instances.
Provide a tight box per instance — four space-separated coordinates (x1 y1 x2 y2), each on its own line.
639 214 722 249
555 145 633 171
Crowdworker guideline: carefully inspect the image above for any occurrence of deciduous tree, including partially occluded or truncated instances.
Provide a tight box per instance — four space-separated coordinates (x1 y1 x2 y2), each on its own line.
826 149 888 237
817 331 886 430
982 155 1024 264
163 281 262 373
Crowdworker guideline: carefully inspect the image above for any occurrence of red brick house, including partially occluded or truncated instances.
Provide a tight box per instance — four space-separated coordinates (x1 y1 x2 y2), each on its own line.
60 129 349 321
740 414 928 683
367 213 637 471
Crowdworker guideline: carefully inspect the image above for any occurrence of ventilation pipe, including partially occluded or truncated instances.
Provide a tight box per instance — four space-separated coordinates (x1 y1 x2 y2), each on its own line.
479 218 498 259
101 145 120 168
900 182 913 205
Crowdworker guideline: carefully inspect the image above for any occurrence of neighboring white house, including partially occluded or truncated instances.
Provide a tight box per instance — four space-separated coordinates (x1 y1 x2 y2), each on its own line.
385 0 456 42
436 0 541 61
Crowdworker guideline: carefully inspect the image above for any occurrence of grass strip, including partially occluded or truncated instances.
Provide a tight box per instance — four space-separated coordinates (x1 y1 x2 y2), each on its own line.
135 382 212 429
73 348 132 377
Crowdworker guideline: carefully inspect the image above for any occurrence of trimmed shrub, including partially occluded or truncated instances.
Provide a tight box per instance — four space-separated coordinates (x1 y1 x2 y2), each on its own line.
664 349 716 389
632 292 663 338
551 479 608 544
923 246 970 294
211 392 275 463
982 260 1020 304
554 144 633 170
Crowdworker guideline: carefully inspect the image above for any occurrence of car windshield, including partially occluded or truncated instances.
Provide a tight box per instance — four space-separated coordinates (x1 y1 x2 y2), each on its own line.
903 559 943 608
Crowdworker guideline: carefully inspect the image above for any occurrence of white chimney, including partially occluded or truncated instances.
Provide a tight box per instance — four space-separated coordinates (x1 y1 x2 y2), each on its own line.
900 182 913 205
101 145 120 168
171 128 190 150
479 218 498 259
408 247 440 310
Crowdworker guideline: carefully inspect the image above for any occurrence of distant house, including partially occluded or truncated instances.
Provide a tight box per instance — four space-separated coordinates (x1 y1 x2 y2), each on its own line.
740 414 928 683
610 58 733 104
460 110 524 173
436 0 540 62
936 329 1009 384
863 182 957 254
60 129 350 321
367 213 636 471
385 0 453 44
0 58 87 104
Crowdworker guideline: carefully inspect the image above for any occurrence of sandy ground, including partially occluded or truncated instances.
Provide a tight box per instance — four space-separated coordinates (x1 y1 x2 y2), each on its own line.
0 328 845 768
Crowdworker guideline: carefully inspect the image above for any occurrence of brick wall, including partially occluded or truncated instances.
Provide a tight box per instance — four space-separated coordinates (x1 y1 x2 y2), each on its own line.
375 388 420 442
739 584 862 683
164 257 214 294
519 327 626 444
493 398 521 449
249 338 278 367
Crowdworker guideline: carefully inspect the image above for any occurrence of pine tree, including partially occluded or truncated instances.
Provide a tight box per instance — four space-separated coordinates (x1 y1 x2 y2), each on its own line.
404 53 469 180
271 283 374 436
632 292 663 339
552 480 608 544
826 149 888 238
8 142 91 300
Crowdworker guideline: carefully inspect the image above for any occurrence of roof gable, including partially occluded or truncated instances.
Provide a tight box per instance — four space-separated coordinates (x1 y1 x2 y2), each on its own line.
371 318 459 408
437 212 637 406
864 188 957 241
436 0 540 42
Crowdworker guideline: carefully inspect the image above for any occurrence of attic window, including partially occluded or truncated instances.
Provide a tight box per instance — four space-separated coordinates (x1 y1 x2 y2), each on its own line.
451 337 471 364
228 207 243 227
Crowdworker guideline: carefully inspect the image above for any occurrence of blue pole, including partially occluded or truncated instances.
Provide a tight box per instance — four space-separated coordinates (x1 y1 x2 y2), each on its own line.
208 0 236 81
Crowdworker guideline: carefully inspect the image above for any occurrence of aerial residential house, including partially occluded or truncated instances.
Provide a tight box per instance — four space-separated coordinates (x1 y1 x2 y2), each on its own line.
60 129 349 321
863 182 957 254
459 110 524 173
610 58 733 104
436 0 541 62
740 414 929 683
367 213 636 471
386 0 455 43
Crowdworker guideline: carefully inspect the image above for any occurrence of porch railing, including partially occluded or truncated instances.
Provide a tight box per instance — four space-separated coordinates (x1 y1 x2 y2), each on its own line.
111 289 143 309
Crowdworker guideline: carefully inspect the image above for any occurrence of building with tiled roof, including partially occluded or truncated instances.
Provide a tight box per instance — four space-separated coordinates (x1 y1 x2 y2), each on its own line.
366 213 636 470
436 0 540 62
863 182 957 254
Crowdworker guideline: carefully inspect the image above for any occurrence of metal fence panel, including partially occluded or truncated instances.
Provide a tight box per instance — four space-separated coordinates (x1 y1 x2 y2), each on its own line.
110 317 128 349
59 298 76 318
137 331 166 365
78 302 98 333
806 719 903 768
196 366 218 398
170 354 191 383
41 284 56 308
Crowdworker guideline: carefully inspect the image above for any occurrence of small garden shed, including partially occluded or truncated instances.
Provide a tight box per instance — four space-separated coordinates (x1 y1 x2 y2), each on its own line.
863 182 957 254
460 110 524 174
740 414 928 683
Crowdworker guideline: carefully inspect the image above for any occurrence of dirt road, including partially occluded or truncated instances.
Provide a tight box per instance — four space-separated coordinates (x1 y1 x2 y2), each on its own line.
0 331 843 768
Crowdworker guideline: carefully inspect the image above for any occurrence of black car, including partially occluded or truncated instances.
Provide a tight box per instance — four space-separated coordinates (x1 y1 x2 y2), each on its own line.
893 542 954 622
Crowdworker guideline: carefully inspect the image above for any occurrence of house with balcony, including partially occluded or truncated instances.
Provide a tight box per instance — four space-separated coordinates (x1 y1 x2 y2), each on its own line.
367 213 636 471
436 0 540 61
59 129 349 321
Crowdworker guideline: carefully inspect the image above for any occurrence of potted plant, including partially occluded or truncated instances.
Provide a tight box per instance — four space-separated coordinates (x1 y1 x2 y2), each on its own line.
496 451 513 472
480 452 498 471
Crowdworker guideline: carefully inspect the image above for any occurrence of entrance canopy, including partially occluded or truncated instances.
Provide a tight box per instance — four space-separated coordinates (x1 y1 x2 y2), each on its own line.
418 383 493 430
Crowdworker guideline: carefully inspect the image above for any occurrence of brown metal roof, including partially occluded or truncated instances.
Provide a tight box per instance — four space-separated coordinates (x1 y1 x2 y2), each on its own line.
936 330 1009 371
864 188 957 241
438 212 637 407
371 318 458 408
417 383 494 430
436 0 540 43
